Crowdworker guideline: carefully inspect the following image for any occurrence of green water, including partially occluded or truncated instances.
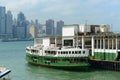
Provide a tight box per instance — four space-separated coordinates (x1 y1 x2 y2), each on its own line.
0 41 120 80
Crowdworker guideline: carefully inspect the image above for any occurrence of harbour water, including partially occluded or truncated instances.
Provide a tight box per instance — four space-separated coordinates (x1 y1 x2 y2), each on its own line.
0 41 120 80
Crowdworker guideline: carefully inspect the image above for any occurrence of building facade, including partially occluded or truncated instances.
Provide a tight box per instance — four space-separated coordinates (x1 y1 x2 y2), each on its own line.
62 24 110 47
56 20 64 35
12 18 17 38
16 12 27 39
5 11 13 38
91 24 110 34
0 6 6 35
46 19 54 36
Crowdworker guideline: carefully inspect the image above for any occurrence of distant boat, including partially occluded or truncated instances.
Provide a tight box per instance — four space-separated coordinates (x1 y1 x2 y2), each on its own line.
0 66 11 79
2 38 33 42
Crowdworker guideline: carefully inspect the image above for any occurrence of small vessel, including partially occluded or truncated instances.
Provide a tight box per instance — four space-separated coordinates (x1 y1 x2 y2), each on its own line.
0 66 11 80
26 37 90 71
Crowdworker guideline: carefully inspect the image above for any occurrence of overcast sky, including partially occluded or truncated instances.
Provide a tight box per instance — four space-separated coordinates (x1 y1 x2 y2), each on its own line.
0 0 120 32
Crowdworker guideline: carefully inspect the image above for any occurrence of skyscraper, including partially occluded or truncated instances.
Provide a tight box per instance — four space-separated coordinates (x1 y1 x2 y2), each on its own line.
56 20 64 35
13 18 17 38
5 11 13 38
17 12 26 27
46 19 54 36
17 12 27 39
0 6 6 35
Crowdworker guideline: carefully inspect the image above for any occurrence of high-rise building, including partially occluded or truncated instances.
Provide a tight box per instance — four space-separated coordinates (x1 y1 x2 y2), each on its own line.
46 19 54 36
17 12 26 26
16 12 27 39
41 25 46 36
34 19 39 37
5 11 13 38
29 25 35 38
56 20 64 35
0 6 6 35
13 18 17 38
30 19 42 38
26 20 30 39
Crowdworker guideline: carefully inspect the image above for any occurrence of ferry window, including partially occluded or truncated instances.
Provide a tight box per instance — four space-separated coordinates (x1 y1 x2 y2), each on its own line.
51 51 53 54
61 51 63 54
50 51 52 54
79 51 81 54
58 51 60 54
36 50 38 53
66 51 68 54
52 51 54 54
54 51 56 54
32 50 34 53
69 51 71 54
72 51 74 54
49 51 51 54
52 51 55 54
55 51 57 54
31 50 33 52
45 51 47 53
63 51 65 54
83 51 85 54
75 51 77 54
48 51 50 54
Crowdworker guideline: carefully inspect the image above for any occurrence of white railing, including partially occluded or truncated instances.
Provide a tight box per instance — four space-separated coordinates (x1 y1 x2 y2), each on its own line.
56 54 88 57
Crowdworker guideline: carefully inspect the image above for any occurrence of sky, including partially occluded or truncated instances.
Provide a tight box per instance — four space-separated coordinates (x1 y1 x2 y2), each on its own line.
0 0 120 32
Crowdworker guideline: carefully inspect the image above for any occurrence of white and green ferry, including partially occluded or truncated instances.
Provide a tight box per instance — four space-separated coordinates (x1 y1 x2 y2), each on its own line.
26 37 90 71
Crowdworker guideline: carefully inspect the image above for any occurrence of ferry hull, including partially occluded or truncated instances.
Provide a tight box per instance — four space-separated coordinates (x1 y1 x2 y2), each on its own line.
28 62 89 71
26 53 90 71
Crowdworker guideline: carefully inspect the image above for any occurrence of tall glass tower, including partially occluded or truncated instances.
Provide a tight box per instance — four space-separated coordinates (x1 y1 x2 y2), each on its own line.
5 11 13 38
56 20 64 35
46 19 54 36
0 6 6 34
17 12 27 39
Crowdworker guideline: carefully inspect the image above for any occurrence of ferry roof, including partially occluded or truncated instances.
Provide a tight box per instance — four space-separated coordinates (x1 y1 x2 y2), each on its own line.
34 32 120 39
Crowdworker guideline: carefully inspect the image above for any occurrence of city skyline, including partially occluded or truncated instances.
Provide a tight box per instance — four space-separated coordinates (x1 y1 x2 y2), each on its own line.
0 6 29 39
0 0 120 32
0 6 64 39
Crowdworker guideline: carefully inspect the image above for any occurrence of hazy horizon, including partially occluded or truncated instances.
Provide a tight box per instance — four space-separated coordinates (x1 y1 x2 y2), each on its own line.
0 0 120 32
